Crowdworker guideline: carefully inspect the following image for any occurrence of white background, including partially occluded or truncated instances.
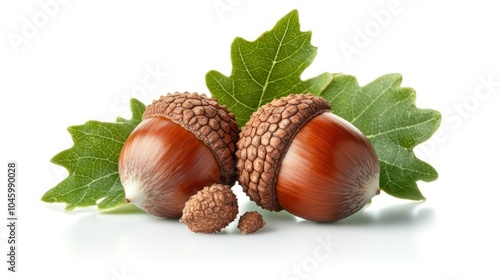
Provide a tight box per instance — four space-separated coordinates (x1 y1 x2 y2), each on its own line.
1 1 499 279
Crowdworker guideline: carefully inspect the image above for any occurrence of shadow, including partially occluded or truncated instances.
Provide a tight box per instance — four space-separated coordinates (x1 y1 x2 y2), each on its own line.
239 200 297 222
214 201 297 235
336 201 436 227
42 200 147 215
100 203 146 215
42 203 99 215
238 200 436 233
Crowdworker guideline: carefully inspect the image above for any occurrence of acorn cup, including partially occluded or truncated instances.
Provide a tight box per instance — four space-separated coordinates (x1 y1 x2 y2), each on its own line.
236 94 380 222
180 183 239 233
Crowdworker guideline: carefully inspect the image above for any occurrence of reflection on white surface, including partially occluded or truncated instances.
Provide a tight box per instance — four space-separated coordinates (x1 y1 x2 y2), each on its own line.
20 196 436 280
9 170 500 280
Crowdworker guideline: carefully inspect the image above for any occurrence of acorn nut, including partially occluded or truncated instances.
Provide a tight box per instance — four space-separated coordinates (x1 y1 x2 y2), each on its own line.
118 92 239 218
180 184 238 233
236 94 380 222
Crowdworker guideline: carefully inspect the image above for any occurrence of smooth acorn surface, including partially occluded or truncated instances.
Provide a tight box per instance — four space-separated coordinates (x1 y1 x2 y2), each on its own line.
275 112 380 222
119 117 222 218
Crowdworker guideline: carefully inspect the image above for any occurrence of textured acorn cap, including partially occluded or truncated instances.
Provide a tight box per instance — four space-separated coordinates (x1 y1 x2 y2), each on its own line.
143 92 239 185
236 93 331 211
237 211 266 235
180 184 238 233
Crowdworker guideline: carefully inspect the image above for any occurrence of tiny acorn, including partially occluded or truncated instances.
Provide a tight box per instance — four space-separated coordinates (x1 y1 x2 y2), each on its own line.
236 93 380 223
118 92 239 219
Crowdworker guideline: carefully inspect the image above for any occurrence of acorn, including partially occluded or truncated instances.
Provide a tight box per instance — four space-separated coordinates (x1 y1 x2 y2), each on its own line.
118 92 239 218
236 94 380 223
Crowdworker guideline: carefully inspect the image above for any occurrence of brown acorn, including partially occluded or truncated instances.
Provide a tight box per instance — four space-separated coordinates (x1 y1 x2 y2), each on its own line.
236 94 380 222
118 92 239 218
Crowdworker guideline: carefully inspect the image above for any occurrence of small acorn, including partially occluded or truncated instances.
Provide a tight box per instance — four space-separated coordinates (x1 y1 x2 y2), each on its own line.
118 92 239 218
180 184 238 233
236 94 380 222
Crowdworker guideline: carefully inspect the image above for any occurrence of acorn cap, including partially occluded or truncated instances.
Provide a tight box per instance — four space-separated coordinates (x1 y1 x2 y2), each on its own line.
237 211 266 234
143 92 239 185
236 93 331 211
180 184 238 233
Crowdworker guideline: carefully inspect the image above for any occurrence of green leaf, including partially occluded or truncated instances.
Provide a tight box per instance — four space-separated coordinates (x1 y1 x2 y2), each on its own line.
206 9 332 127
206 9 441 200
42 99 146 210
319 74 441 200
